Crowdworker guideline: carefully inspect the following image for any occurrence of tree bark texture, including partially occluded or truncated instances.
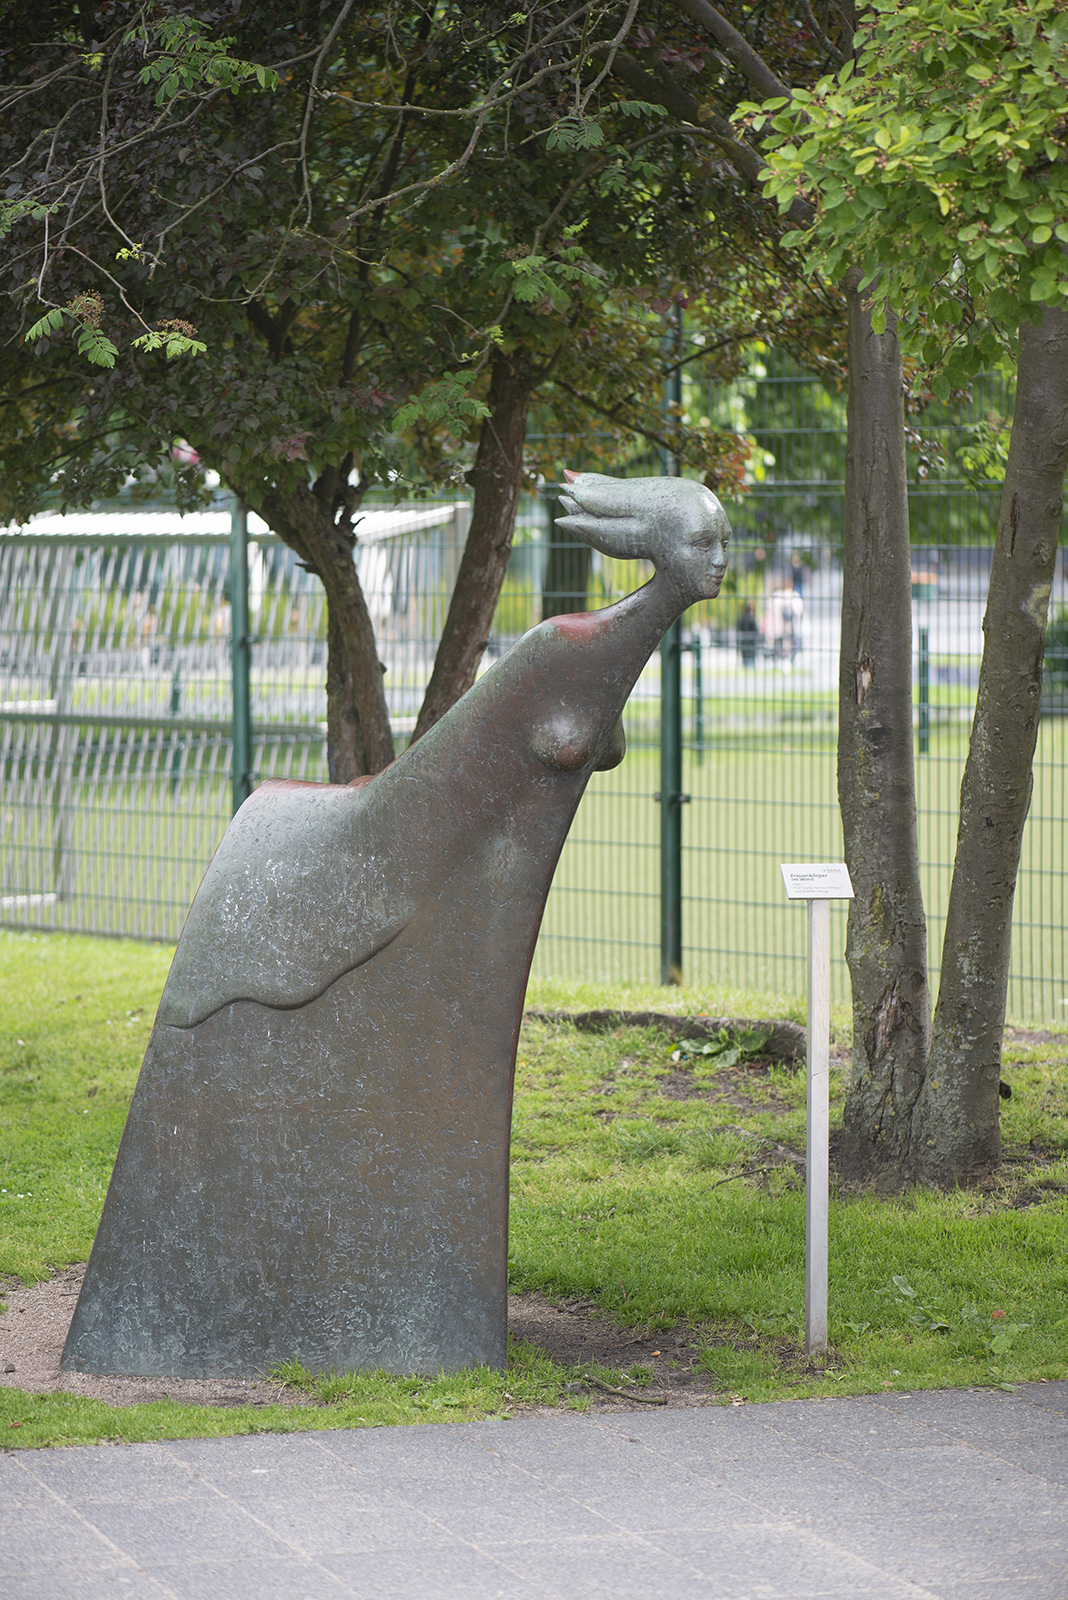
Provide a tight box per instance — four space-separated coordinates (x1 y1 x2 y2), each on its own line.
837 270 931 1186
257 481 395 780
913 302 1068 1184
411 349 537 742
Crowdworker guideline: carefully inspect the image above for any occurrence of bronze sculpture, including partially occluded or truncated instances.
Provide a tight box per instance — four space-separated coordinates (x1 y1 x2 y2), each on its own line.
63 473 731 1379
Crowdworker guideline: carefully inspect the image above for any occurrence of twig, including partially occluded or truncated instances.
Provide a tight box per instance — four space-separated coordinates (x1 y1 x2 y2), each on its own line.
706 1165 779 1189
583 1373 668 1404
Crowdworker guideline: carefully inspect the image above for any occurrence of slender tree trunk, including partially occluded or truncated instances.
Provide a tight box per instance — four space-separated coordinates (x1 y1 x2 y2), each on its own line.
324 606 366 785
837 269 931 1187
912 302 1068 1184
257 481 394 779
411 348 537 741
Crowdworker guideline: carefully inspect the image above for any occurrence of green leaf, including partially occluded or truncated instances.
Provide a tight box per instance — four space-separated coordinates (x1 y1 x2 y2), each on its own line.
965 61 994 80
1029 274 1060 302
75 327 118 368
25 308 67 341
610 100 668 120
546 115 605 152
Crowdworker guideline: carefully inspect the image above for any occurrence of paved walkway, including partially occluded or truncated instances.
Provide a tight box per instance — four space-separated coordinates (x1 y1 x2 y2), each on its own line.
3 1382 1067 1599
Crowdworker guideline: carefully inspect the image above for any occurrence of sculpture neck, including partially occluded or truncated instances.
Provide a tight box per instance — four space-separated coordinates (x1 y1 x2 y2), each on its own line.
584 566 690 696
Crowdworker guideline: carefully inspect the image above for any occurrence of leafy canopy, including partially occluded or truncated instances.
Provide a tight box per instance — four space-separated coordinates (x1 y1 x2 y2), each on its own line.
734 0 1068 393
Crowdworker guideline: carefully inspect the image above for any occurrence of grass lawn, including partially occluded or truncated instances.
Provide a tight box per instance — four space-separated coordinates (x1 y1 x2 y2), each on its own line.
6 711 1066 1018
2 929 1067 1449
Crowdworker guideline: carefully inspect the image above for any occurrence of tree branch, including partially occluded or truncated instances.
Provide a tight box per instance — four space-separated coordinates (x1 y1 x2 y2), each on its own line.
673 0 794 99
598 49 815 227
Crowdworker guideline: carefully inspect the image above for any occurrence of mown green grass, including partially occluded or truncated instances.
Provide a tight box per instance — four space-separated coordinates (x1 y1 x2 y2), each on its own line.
2 930 1067 1449
7 708 1066 1014
508 1014 1068 1403
535 720 1068 1023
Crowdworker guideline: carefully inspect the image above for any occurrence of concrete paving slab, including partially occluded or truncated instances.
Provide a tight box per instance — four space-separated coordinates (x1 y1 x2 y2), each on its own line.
5 1387 1068 1599
318 1542 553 1598
2 1561 175 1600
871 1387 1068 1439
182 1492 455 1557
150 1555 362 1600
23 1445 204 1506
642 1525 933 1598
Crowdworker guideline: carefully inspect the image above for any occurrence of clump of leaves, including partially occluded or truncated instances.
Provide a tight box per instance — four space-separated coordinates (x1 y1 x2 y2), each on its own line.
26 300 206 368
670 1024 772 1070
737 0 1068 393
881 1274 951 1333
26 295 117 368
127 14 279 104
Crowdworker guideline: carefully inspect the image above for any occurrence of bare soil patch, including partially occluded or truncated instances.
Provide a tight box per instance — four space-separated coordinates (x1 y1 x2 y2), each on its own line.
651 1057 792 1116
0 1266 310 1410
0 1269 730 1413
507 1293 723 1411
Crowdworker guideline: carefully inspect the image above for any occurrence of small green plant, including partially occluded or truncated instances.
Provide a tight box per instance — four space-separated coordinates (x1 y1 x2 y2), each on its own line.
883 1275 951 1333
670 1024 772 1071
986 1308 1029 1390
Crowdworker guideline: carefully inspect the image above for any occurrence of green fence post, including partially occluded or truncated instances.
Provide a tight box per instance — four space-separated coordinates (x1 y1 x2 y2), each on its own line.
169 664 183 799
659 302 686 984
918 625 930 755
690 632 704 760
660 620 684 984
230 498 253 813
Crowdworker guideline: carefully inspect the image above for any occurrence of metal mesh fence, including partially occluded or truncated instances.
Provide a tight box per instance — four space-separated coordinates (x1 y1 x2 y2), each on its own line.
3 356 1066 1022
0 503 469 940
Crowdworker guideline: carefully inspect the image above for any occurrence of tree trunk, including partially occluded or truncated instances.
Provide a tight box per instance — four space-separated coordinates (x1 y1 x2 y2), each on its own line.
410 348 536 741
257 481 394 779
324 606 366 785
836 269 931 1187
912 302 1068 1185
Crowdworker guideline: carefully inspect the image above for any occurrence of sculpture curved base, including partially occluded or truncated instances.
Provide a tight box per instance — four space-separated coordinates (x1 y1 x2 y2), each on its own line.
64 932 514 1378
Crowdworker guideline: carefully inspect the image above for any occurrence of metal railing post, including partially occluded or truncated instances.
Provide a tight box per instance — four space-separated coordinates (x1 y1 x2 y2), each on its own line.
230 498 253 813
659 302 686 985
660 622 684 984
918 625 930 755
685 632 704 760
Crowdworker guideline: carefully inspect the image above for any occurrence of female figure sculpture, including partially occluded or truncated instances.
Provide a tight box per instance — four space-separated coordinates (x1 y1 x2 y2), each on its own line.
63 473 730 1379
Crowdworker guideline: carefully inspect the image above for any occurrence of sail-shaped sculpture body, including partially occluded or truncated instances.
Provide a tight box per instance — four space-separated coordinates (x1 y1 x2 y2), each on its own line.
62 474 731 1378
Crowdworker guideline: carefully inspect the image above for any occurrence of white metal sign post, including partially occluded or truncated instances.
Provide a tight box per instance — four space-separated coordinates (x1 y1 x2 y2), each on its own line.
780 863 854 1356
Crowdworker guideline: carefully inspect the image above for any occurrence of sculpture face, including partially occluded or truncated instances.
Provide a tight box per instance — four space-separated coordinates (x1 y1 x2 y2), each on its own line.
555 472 730 607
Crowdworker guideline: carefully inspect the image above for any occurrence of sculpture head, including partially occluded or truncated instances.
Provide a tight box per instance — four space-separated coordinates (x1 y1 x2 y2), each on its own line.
555 471 731 604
